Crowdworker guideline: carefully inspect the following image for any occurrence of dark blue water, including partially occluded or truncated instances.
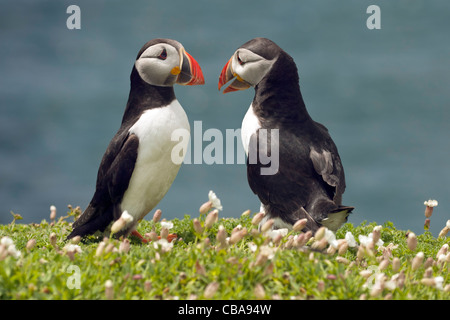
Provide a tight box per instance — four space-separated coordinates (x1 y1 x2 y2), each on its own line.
1 1 449 236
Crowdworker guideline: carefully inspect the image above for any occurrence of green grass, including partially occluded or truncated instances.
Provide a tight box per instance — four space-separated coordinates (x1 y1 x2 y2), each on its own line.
0 206 449 300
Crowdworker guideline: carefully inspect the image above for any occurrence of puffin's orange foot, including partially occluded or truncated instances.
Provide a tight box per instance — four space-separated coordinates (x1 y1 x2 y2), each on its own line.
166 233 178 243
130 230 177 243
131 230 150 243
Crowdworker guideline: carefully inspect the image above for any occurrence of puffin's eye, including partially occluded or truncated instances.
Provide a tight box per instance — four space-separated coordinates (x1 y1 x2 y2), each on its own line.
158 49 167 60
237 54 243 65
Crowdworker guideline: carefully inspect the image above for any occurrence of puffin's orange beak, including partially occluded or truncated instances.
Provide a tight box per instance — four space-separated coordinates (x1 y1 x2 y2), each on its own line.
176 49 205 86
218 57 251 93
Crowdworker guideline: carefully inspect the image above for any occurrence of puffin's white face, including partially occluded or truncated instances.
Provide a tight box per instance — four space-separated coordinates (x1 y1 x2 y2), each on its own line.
134 42 204 87
218 48 276 93
232 49 275 86
135 43 182 86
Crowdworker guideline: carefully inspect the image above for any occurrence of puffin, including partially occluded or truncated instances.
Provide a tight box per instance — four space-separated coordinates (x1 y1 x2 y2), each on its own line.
67 38 204 241
218 37 353 233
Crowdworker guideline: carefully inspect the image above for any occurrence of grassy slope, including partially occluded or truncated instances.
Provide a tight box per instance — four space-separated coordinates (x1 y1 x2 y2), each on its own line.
0 206 449 300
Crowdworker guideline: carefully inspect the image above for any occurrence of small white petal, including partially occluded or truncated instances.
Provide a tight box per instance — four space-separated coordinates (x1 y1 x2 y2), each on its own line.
248 242 258 252
160 221 174 230
384 280 397 291
1 236 14 247
373 225 382 232
121 210 134 223
12 250 21 259
435 276 444 290
7 244 21 259
345 232 357 247
325 229 338 249
260 245 276 260
64 244 82 253
157 239 173 252
424 199 438 207
267 228 288 240
358 235 372 247
208 190 223 211
437 254 447 264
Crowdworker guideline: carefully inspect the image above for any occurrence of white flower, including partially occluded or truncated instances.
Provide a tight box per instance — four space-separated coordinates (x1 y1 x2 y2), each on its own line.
63 244 82 260
1 236 13 247
64 244 82 253
447 220 450 229
384 280 397 291
1 237 21 259
375 237 384 247
359 233 384 247
437 254 447 264
248 242 258 252
324 229 338 249
259 245 276 260
358 234 372 247
424 199 438 207
267 228 288 240
7 244 21 259
345 232 357 247
121 210 134 223
435 276 444 291
160 221 174 230
208 190 223 211
111 211 134 234
153 238 173 252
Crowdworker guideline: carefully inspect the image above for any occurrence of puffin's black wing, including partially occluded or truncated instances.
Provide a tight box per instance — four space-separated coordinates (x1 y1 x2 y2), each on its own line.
308 121 346 204
246 128 315 223
68 129 139 238
246 124 347 226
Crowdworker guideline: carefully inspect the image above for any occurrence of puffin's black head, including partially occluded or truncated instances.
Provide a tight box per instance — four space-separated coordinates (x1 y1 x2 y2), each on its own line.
239 37 281 60
133 38 204 87
218 37 290 93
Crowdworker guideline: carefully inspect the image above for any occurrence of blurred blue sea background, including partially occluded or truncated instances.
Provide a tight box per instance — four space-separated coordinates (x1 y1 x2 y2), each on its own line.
0 1 449 236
